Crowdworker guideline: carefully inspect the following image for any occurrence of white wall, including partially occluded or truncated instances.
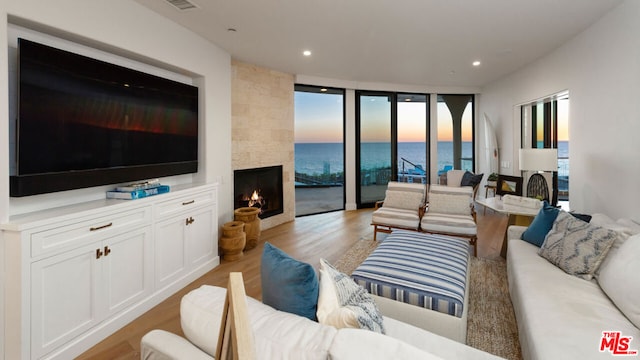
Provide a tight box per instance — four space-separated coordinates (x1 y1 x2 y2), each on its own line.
479 0 640 221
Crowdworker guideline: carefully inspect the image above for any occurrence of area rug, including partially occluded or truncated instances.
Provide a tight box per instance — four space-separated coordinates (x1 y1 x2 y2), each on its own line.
334 239 522 360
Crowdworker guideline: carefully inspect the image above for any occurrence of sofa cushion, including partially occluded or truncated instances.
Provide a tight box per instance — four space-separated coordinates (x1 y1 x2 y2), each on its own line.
261 242 319 320
421 213 477 236
520 201 559 247
597 234 640 328
181 285 336 359
371 207 421 230
538 212 617 280
329 328 443 360
507 239 640 360
316 258 385 334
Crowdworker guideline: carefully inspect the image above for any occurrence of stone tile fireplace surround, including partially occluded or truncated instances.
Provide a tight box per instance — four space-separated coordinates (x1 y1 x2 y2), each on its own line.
231 60 295 230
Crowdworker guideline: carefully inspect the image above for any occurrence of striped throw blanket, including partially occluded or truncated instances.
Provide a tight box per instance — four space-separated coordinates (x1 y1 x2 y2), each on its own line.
352 230 470 317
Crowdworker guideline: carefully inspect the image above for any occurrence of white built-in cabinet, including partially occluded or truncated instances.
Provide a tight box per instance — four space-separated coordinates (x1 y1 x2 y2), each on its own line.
1 183 219 360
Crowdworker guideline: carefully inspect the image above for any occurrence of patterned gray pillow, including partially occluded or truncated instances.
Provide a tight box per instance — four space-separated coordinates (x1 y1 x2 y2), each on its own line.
538 211 617 280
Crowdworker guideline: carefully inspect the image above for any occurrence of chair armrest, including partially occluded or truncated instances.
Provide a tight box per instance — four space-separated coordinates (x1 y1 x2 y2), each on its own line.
419 203 427 218
374 200 384 210
141 330 214 360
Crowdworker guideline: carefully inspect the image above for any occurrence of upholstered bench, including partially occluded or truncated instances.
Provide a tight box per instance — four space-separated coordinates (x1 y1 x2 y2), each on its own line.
351 230 471 343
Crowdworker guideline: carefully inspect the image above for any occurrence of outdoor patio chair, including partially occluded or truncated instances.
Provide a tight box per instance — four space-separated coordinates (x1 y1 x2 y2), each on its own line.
371 181 427 241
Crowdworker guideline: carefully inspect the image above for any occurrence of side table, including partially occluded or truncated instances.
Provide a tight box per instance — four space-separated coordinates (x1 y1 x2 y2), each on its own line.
476 197 538 257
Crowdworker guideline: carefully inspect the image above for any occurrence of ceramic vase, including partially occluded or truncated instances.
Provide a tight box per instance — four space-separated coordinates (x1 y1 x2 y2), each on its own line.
234 207 261 250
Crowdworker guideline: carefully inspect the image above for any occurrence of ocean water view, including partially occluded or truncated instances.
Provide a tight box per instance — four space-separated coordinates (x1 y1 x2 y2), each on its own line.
295 141 569 180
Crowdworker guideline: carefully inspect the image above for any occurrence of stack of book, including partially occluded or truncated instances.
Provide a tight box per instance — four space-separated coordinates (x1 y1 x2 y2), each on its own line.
106 179 170 200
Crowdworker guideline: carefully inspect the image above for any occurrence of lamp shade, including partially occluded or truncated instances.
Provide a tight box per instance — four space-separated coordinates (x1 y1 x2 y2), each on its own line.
519 148 558 171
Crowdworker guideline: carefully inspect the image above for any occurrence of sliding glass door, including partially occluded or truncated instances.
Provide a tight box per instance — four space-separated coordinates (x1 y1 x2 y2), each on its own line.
357 92 392 206
397 94 428 184
294 85 345 216
356 92 430 207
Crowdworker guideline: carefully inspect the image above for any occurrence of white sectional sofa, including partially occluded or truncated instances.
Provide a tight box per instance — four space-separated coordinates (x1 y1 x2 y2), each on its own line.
507 213 640 360
141 285 502 359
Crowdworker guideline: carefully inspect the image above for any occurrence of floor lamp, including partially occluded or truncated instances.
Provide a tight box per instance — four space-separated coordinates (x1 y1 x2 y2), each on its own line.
519 148 558 204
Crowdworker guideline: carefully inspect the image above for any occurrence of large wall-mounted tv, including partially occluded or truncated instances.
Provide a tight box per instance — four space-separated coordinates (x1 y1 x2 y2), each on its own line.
10 38 199 197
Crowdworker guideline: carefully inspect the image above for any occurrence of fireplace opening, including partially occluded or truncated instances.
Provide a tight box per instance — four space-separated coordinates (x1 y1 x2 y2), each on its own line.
234 165 283 219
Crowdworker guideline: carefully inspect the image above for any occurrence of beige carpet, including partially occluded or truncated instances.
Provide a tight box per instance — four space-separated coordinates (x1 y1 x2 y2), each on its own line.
334 239 522 360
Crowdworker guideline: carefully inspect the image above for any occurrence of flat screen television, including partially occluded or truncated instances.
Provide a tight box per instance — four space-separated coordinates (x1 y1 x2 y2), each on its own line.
10 38 199 197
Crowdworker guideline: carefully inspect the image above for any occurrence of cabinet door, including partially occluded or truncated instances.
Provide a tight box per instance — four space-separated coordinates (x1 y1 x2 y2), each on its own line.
101 227 153 317
31 244 100 359
154 217 188 290
186 206 217 269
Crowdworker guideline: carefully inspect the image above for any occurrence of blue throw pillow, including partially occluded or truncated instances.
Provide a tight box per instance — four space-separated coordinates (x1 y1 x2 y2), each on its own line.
521 201 560 247
261 242 319 321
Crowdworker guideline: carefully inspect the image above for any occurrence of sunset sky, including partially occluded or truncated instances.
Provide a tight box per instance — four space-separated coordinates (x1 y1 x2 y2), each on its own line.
295 92 569 143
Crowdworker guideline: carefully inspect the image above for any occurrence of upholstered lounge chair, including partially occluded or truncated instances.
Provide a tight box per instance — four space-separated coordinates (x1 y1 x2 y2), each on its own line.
442 169 482 200
420 186 478 256
371 181 427 241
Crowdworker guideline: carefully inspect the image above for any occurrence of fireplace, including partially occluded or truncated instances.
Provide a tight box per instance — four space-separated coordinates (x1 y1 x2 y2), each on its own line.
234 165 283 219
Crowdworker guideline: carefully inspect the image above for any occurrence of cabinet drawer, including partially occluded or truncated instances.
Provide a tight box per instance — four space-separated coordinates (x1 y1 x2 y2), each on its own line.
155 189 216 219
31 207 152 258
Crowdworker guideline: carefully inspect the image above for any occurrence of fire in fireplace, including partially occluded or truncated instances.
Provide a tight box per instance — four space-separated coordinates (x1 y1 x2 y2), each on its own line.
234 165 283 219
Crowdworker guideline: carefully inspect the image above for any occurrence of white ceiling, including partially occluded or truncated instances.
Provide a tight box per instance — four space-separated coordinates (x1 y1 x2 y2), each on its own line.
134 0 621 88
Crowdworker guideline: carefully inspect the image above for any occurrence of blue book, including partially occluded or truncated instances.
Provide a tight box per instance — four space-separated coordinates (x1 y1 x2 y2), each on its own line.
107 185 170 200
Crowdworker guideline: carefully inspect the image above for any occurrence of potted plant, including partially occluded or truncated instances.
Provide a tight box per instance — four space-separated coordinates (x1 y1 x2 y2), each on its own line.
487 173 499 187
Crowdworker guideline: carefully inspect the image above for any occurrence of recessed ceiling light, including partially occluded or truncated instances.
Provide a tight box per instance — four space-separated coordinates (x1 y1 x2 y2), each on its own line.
303 50 312 56
472 60 481 67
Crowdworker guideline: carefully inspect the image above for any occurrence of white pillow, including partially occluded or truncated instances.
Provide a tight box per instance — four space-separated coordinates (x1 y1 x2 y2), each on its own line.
446 170 465 187
597 234 640 328
317 263 359 329
427 192 471 216
316 259 385 333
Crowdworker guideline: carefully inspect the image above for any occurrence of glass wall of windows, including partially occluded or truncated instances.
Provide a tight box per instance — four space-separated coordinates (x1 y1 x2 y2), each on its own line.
436 95 475 184
356 92 393 206
356 92 430 207
294 85 345 216
521 91 569 204
397 94 429 184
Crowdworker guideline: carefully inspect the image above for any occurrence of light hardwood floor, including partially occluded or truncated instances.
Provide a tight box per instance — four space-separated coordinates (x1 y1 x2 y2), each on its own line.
77 205 508 359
